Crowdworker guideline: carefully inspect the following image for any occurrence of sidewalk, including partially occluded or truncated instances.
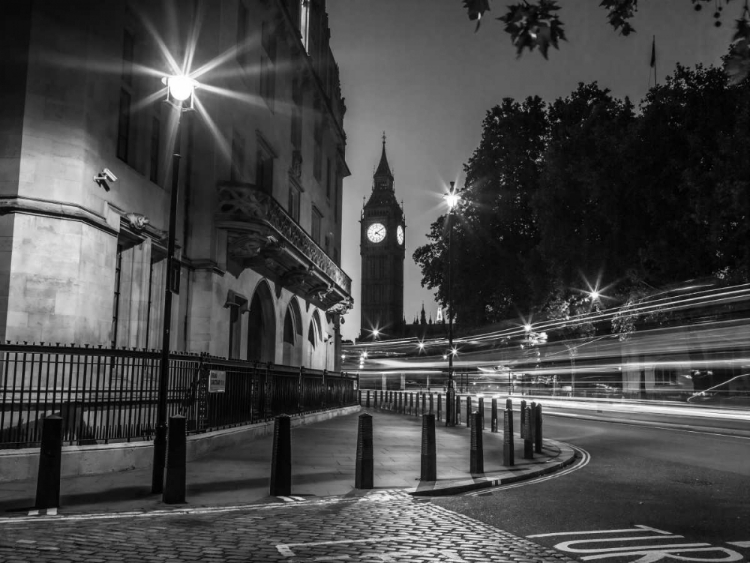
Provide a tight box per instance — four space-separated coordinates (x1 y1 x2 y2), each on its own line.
0 407 577 516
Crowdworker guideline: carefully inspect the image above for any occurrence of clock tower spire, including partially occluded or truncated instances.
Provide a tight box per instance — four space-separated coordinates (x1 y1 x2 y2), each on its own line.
359 134 405 340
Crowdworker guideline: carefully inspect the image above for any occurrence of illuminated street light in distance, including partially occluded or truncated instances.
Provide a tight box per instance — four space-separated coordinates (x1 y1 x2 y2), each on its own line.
444 185 461 210
418 341 425 350
165 74 197 101
451 348 458 356
589 290 600 301
524 323 532 332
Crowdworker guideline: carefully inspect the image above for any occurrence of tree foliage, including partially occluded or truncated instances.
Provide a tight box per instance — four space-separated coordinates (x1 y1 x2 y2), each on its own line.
413 63 750 332
462 0 750 82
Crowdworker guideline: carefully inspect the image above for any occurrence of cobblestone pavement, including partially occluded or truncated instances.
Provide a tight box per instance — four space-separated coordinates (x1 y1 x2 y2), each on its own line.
0 491 575 562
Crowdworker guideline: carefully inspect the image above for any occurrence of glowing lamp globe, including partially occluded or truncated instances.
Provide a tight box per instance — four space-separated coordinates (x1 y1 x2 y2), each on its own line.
167 75 195 102
444 191 460 210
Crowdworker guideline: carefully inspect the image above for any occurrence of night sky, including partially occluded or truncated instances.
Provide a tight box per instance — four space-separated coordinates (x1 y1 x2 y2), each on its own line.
327 0 743 340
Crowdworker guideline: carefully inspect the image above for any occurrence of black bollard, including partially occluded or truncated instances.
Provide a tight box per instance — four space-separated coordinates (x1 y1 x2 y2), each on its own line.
35 415 63 510
466 396 472 428
520 400 527 439
270 415 292 496
506 398 512 411
366 391 370 408
523 406 534 459
358 390 362 405
470 412 484 474
530 401 537 450
503 409 514 467
374 390 378 409
455 394 461 426
163 415 186 504
429 393 434 415
478 397 485 429
535 403 543 454
409 393 414 415
437 393 442 421
491 398 498 432
420 414 437 481
355 413 374 489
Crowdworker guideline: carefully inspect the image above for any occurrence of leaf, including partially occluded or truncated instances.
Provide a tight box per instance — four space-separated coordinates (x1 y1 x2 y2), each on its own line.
463 0 491 31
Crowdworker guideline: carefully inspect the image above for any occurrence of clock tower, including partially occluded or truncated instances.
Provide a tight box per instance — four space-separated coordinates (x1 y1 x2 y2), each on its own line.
360 135 405 340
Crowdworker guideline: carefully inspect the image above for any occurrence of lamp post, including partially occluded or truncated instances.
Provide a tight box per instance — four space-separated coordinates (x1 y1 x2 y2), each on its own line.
152 74 196 494
444 181 460 426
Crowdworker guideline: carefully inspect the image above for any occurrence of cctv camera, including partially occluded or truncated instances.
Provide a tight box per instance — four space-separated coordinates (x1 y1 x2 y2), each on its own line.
103 168 117 182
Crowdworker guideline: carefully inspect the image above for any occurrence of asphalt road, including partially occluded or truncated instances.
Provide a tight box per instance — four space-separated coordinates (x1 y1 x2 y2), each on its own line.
434 409 750 561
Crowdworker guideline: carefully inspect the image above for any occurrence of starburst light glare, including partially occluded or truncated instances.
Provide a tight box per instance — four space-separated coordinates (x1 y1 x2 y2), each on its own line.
444 188 461 210
166 74 197 102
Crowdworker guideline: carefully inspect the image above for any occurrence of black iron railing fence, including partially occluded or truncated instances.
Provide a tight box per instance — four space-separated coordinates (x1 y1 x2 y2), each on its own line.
0 342 357 449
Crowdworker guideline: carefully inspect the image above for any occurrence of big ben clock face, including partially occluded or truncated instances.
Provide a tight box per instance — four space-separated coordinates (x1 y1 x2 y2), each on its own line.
397 225 404 245
367 223 386 243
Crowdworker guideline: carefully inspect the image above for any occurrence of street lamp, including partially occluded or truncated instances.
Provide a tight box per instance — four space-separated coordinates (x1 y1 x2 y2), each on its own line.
152 73 197 494
443 181 460 426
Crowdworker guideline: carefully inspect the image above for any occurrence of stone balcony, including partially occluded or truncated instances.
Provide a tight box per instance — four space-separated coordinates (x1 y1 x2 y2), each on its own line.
215 182 353 316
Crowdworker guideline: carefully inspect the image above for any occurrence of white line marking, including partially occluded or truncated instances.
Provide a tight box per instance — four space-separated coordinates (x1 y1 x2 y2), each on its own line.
727 541 750 548
528 525 672 538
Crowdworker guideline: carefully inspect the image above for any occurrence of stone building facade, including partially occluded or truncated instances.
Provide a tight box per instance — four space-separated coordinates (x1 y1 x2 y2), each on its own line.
0 0 352 370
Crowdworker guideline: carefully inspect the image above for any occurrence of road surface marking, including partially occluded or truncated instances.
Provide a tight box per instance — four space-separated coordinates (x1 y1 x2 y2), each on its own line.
528 524 672 538
728 541 750 548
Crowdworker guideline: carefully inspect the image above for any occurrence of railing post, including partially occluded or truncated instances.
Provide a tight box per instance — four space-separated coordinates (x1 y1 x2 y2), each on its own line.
298 366 304 414
270 415 292 496
355 413 374 489
503 408 514 467
470 411 483 474
420 413 437 481
321 368 327 410
163 414 186 504
35 415 62 510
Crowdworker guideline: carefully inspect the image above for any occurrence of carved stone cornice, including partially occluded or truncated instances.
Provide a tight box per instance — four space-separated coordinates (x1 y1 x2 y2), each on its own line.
0 195 117 235
215 182 352 309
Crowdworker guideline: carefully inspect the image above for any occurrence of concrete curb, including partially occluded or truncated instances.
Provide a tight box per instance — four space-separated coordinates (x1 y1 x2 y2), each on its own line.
0 406 361 483
409 440 578 497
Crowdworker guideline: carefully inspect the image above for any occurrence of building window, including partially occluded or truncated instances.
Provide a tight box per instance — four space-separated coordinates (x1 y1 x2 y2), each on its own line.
313 119 322 181
236 1 249 67
333 167 339 222
121 30 134 85
288 181 301 223
326 158 332 200
284 309 295 344
291 78 302 149
117 89 131 162
149 113 160 184
231 129 244 182
256 150 273 194
311 207 322 246
260 21 276 110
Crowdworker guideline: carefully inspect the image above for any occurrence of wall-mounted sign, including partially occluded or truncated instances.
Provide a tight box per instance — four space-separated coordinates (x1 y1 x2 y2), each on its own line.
208 370 226 393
